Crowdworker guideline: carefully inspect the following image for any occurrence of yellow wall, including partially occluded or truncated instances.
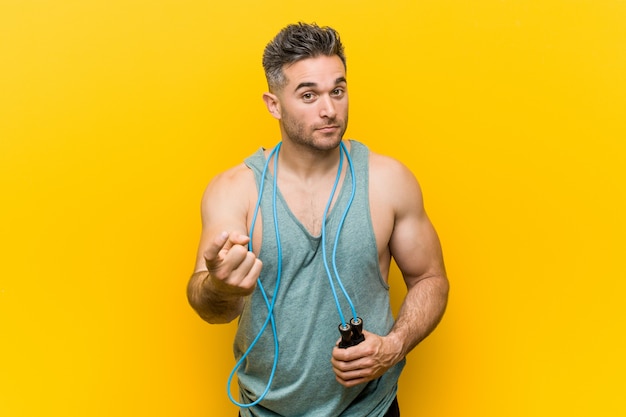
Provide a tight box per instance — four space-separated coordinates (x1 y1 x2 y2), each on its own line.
1 1 625 416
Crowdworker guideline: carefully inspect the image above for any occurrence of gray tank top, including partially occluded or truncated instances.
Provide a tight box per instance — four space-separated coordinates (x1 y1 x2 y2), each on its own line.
237 140 405 416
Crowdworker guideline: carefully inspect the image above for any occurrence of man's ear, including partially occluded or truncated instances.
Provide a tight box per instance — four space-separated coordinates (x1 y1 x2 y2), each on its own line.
262 92 281 120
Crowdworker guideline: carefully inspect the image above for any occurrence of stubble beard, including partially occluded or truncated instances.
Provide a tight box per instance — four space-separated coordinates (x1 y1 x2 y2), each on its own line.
281 114 349 152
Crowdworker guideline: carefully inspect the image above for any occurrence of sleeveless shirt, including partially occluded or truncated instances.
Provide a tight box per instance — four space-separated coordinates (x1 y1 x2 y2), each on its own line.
237 140 405 417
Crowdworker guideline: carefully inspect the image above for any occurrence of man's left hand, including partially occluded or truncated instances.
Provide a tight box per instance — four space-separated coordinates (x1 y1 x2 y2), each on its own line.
330 330 403 387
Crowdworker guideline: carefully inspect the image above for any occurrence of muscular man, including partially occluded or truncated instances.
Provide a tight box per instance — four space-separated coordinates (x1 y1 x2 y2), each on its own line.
187 23 449 417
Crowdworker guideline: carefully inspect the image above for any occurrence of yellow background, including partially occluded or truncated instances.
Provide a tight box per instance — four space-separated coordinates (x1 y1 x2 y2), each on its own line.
1 1 625 416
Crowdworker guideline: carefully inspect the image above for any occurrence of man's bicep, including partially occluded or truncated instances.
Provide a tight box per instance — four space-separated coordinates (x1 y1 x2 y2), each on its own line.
389 176 445 288
193 168 254 272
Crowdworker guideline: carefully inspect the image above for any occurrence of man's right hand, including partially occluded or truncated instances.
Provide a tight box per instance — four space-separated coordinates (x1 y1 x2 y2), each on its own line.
202 231 263 298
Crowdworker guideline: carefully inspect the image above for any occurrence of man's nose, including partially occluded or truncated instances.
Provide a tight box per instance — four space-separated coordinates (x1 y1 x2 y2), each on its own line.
319 95 337 119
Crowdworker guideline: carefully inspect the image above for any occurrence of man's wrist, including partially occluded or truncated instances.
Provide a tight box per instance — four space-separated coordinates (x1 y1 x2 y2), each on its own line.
201 271 245 306
384 331 408 365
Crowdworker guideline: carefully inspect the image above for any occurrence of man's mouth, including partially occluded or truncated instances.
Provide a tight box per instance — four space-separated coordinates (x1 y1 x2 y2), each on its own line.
316 125 339 132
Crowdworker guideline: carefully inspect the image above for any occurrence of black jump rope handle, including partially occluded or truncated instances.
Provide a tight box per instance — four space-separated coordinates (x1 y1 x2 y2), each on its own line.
338 317 365 348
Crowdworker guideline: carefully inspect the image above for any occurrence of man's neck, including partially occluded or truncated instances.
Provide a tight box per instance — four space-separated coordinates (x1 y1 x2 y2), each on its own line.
276 140 345 182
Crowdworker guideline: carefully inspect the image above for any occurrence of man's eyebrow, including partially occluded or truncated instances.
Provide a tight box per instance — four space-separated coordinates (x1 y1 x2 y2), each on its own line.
294 77 347 92
295 82 317 92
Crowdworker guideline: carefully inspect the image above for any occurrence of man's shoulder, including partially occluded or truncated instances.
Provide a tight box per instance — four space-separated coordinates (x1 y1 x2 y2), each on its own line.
368 150 411 178
204 162 255 198
216 162 253 180
367 150 422 206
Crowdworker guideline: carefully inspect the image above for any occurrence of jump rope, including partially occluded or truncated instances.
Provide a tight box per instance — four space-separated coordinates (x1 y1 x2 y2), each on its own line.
227 141 365 408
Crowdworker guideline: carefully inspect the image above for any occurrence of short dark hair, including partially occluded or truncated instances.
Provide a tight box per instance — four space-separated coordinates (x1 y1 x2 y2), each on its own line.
262 22 346 92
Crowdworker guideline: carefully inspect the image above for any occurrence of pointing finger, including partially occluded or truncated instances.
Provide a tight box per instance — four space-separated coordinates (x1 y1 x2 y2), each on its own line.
203 231 229 266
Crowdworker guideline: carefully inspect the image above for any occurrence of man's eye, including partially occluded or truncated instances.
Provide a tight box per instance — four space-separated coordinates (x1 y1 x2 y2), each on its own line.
332 89 344 96
302 93 315 101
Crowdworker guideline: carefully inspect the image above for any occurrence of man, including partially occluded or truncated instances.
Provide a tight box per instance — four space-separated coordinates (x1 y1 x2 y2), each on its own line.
187 23 449 416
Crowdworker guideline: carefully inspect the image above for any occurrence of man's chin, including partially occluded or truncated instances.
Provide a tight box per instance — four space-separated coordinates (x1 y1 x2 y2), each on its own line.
313 135 344 151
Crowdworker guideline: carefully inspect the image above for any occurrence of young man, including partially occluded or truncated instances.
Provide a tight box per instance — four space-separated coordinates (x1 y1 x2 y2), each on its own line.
187 23 449 416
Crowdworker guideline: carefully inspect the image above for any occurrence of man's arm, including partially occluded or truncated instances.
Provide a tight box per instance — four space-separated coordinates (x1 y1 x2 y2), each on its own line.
186 165 263 324
331 156 449 387
383 157 448 358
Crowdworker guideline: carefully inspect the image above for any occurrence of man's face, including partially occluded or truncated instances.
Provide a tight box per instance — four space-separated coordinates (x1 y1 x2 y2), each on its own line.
271 55 349 151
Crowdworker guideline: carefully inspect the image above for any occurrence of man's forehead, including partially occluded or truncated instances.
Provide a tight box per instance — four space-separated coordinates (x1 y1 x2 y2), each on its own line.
283 55 347 87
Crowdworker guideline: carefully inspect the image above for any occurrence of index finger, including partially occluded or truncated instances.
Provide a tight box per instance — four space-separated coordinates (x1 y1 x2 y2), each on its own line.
202 231 230 265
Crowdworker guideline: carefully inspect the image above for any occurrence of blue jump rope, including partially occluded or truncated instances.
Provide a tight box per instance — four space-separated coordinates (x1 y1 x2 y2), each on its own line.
227 141 363 408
